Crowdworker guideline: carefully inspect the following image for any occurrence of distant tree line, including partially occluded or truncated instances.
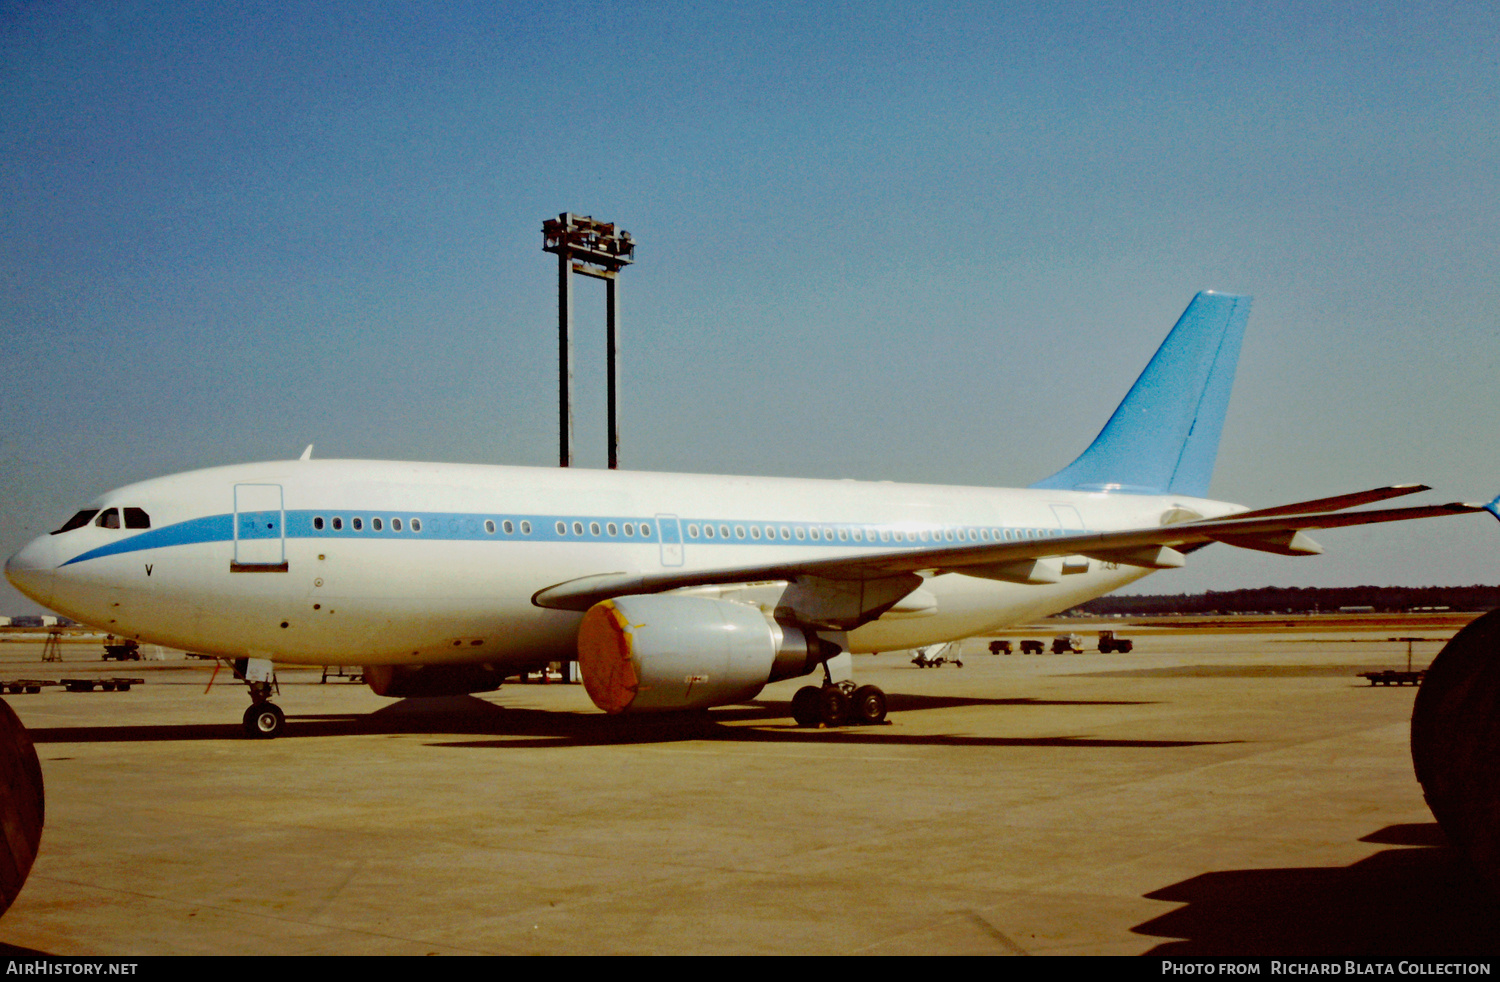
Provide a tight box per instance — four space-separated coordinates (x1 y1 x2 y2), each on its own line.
1068 585 1500 616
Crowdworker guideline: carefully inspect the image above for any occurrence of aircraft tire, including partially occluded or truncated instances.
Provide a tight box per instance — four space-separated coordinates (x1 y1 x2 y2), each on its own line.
243 702 286 740
1411 606 1500 890
791 686 821 727
818 686 849 727
0 698 43 918
852 685 887 725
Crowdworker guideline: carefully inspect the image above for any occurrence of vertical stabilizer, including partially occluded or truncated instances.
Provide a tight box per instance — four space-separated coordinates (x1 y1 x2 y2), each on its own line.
1030 291 1250 497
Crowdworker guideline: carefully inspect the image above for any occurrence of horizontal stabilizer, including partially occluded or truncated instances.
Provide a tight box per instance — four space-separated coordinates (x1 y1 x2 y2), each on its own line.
1228 484 1430 521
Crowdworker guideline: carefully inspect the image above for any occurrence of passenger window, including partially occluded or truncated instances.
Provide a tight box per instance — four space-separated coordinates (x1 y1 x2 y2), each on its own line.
313 516 325 531
573 521 584 536
411 518 422 533
556 522 567 535
780 526 791 540
123 507 150 529
96 508 120 529
795 527 806 540
373 518 384 532
520 521 531 535
810 528 820 541
484 520 495 534
607 522 618 536
393 518 403 532
640 524 651 537
838 529 848 541
590 522 601 536
704 525 714 538
623 523 634 536
52 510 98 534
750 526 760 539
332 517 344 531
352 517 364 531
503 520 514 534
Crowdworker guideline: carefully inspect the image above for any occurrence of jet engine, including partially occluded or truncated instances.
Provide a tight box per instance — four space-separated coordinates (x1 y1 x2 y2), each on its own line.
577 595 822 713
363 662 506 698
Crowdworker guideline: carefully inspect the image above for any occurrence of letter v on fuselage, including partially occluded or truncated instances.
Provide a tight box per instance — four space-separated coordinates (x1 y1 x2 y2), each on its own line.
5 292 1488 729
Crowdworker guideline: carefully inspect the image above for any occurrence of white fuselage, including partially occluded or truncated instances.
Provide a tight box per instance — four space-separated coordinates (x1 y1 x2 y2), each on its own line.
6 459 1243 672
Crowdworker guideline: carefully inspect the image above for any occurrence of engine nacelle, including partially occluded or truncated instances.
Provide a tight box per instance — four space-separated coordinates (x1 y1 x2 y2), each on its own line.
577 595 819 713
363 663 505 698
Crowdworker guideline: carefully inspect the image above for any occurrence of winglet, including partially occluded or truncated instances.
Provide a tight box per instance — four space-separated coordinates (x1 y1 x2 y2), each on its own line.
1486 495 1500 523
299 444 314 461
1031 292 1251 497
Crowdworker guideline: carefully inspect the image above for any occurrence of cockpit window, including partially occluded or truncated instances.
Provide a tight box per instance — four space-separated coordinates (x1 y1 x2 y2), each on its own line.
52 510 99 534
123 508 150 529
95 508 120 529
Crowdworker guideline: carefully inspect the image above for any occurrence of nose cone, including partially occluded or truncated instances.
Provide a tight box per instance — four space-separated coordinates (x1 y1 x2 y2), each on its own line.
5 536 57 607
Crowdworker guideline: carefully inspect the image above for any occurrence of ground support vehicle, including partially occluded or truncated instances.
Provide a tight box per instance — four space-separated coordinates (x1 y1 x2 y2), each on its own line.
0 680 54 695
61 678 142 692
101 639 140 661
1359 669 1425 686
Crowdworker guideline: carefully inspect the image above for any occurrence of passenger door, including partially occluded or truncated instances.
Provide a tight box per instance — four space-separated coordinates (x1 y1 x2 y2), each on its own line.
655 513 684 567
233 484 287 571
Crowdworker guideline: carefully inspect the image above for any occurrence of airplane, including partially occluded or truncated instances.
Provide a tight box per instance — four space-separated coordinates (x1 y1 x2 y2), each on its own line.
6 291 1494 738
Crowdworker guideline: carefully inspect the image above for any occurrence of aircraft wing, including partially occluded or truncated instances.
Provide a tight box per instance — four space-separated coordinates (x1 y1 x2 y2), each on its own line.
533 491 1485 612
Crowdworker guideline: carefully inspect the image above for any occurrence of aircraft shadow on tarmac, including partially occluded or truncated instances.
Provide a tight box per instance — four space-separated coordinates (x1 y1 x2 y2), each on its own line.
1134 824 1500 957
20 693 1230 751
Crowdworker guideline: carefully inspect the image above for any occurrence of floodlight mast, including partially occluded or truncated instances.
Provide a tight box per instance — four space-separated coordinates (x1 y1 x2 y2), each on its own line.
541 213 636 469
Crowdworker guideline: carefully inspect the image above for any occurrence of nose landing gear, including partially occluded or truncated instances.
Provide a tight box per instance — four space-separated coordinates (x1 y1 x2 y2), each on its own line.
242 699 285 739
230 658 285 739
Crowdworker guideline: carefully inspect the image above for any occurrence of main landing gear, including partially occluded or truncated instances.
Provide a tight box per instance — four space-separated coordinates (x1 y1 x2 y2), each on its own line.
791 679 888 728
232 658 286 739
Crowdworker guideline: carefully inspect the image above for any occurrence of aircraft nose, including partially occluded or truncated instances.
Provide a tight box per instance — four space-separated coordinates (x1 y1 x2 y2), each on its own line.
5 536 57 607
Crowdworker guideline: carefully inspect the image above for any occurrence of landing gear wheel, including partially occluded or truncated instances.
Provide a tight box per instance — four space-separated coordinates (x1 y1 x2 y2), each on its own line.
818 686 849 727
791 686 822 727
1411 606 1500 891
243 702 285 739
852 685 887 725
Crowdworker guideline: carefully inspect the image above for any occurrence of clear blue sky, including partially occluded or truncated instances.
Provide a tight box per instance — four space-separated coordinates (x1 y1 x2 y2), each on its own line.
2 1 1497 614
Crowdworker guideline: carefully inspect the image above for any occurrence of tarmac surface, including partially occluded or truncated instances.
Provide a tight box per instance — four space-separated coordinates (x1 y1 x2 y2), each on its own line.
0 616 1497 956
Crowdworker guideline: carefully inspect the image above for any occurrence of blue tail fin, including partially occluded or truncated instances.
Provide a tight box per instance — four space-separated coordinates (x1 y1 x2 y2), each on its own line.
1030 291 1250 497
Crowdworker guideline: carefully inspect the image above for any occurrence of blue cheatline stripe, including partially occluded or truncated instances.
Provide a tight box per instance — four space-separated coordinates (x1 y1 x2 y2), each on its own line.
57 508 1087 566
61 515 233 566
